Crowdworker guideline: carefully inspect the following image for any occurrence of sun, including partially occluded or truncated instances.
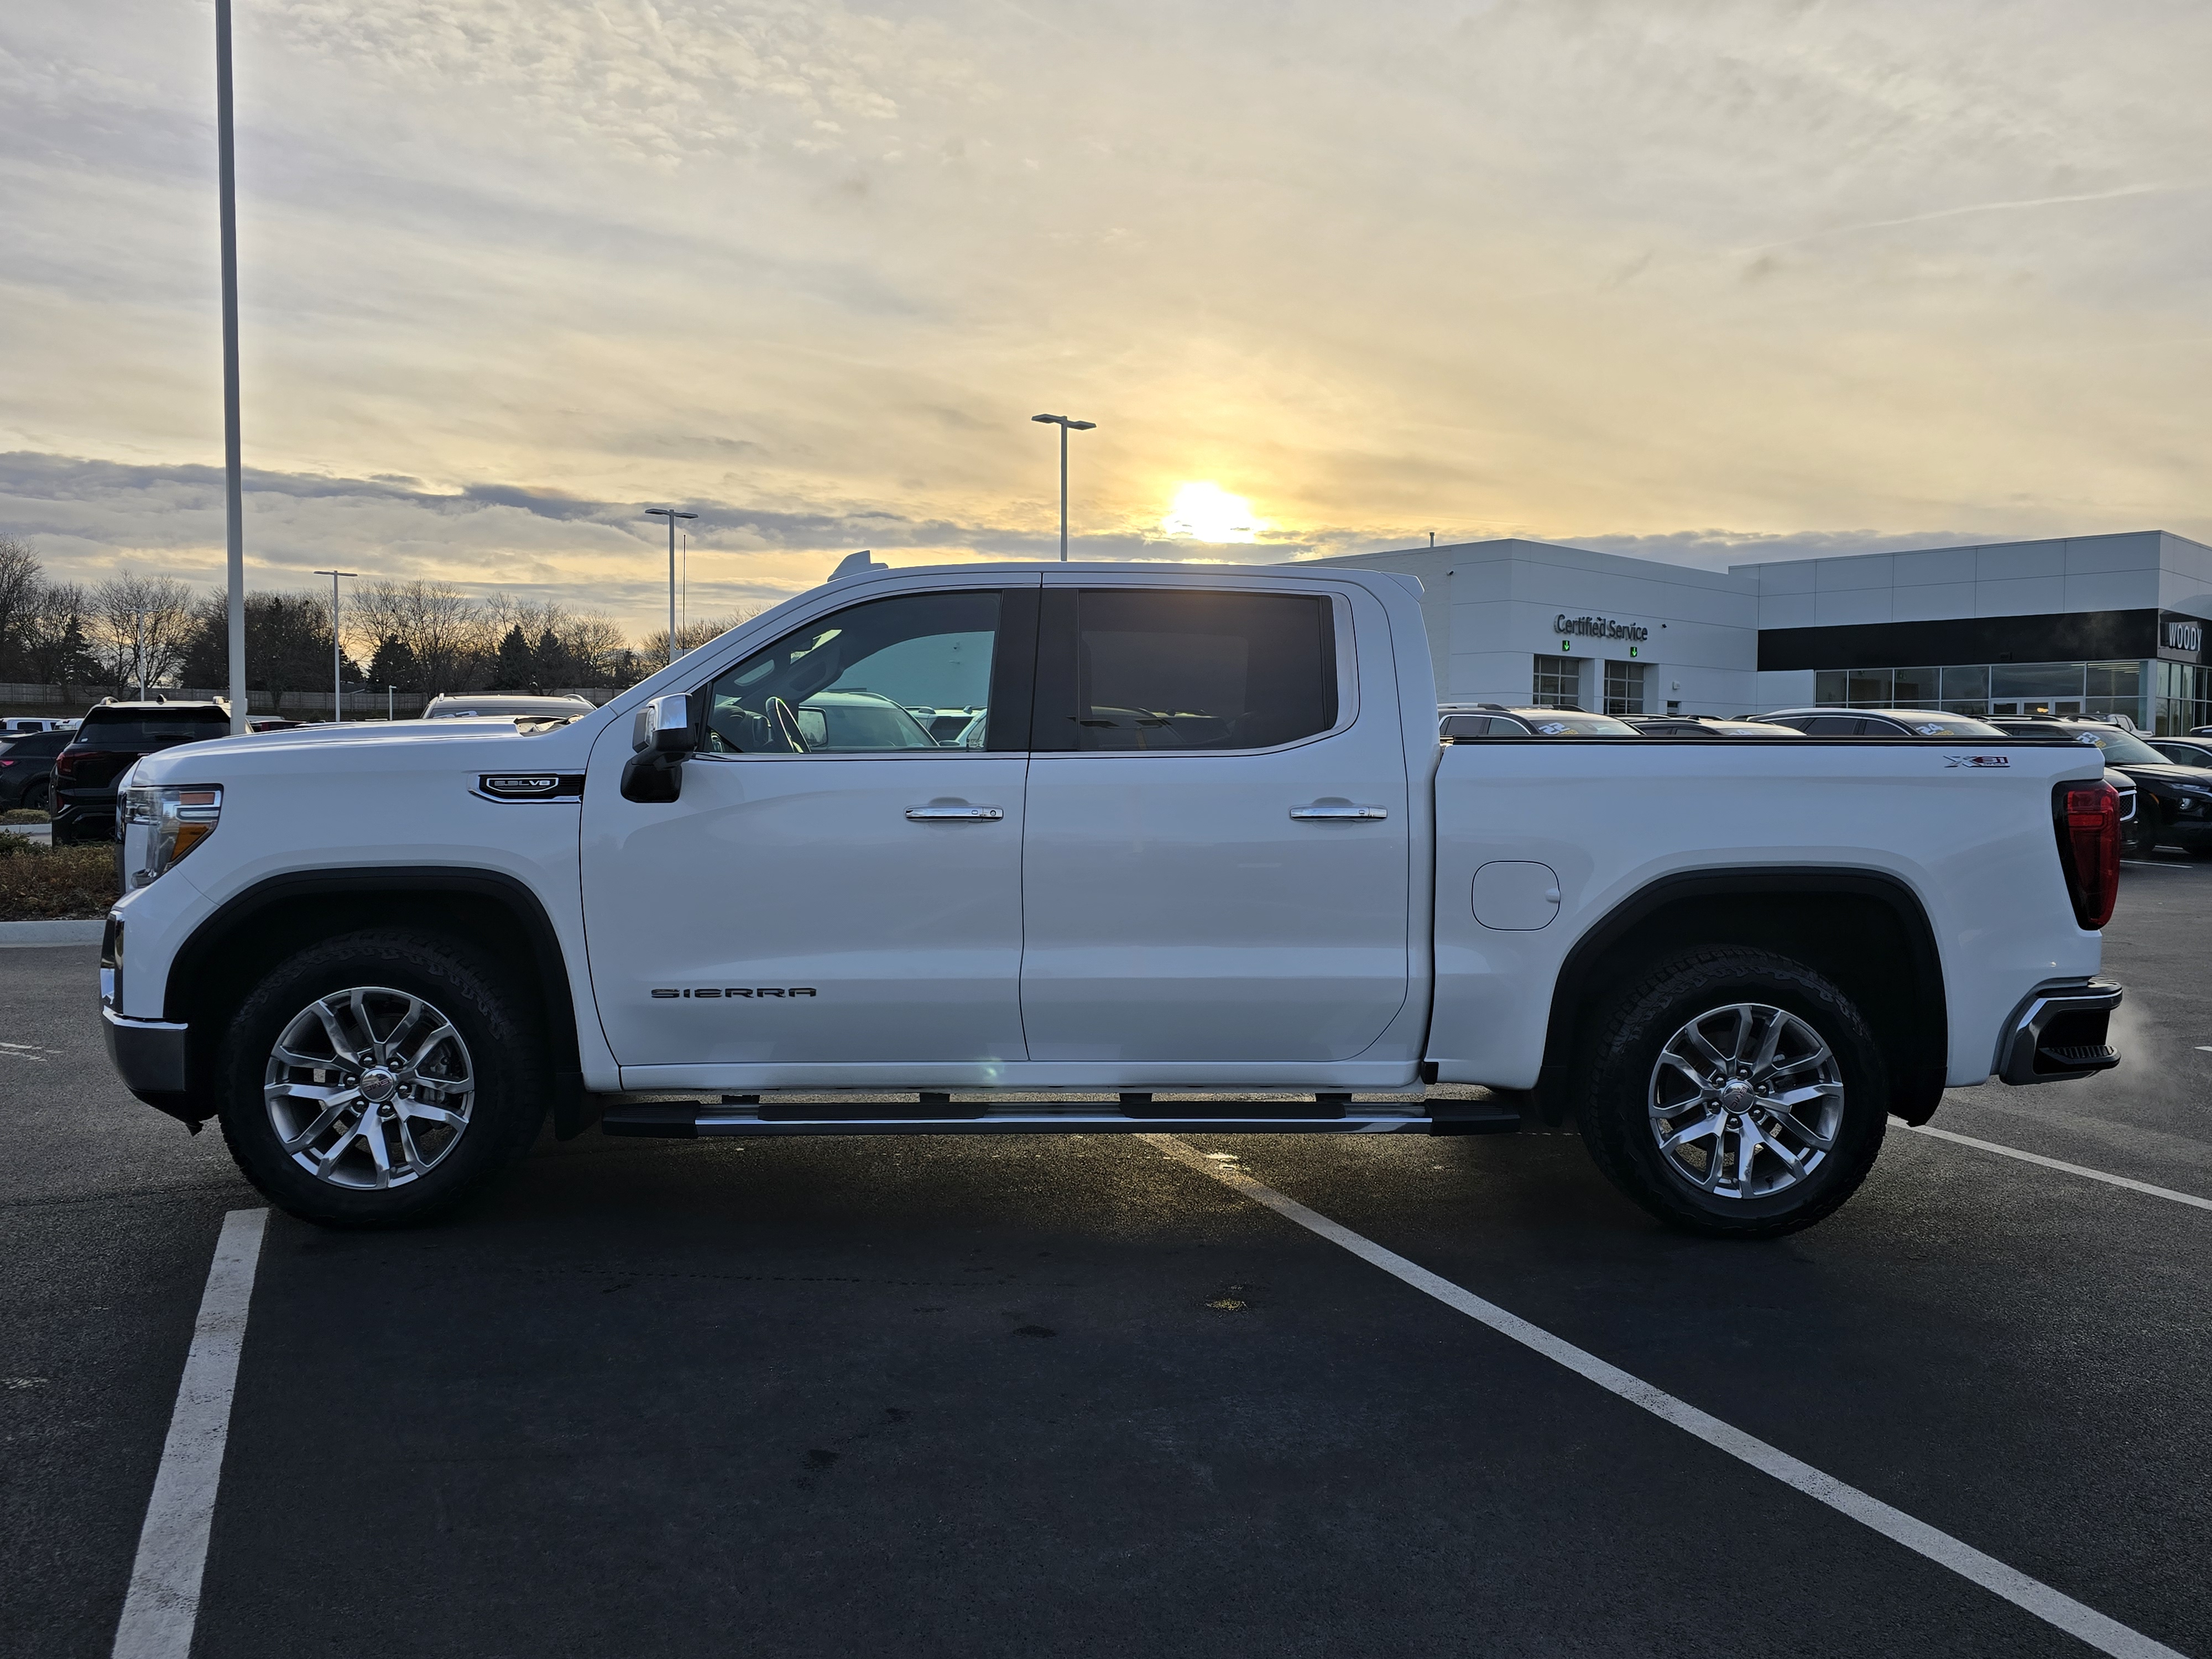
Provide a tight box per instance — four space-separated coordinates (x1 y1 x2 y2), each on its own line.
1162 482 1268 544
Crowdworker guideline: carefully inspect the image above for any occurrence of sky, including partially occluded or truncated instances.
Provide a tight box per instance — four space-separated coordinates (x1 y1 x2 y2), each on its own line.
6 0 2212 635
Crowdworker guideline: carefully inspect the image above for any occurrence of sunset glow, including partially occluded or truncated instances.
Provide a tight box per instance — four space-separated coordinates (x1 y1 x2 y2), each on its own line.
1162 483 1268 545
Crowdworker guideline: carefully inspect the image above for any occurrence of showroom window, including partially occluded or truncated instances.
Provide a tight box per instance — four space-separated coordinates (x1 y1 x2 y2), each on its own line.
1531 654 1581 709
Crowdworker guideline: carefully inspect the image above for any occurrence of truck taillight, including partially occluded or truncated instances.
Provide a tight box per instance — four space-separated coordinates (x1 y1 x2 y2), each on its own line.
54 749 82 781
2052 780 2120 931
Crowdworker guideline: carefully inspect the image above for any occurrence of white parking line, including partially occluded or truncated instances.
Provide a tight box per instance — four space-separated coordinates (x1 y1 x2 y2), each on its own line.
1897 1120 2212 1214
1143 1135 2184 1659
111 1208 268 1659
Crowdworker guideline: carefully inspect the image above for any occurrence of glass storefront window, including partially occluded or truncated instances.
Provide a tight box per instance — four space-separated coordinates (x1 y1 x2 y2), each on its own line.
1942 665 1989 700
2086 661 2141 699
1990 662 2085 701
1846 670 1891 705
1814 670 1848 704
1891 666 1939 706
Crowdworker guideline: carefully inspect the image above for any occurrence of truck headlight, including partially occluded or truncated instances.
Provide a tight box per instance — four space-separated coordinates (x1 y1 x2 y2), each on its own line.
122 784 221 890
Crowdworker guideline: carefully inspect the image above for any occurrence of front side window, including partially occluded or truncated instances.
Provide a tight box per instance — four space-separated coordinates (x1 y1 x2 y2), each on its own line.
1039 588 1337 752
703 590 1000 755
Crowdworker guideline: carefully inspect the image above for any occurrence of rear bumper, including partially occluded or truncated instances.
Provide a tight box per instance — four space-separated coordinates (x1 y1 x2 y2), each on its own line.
1996 980 2123 1085
51 796 117 844
101 1005 197 1122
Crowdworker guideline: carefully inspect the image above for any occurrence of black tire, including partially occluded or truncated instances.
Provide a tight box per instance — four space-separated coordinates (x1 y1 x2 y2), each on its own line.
216 928 547 1228
1574 947 1888 1239
27 779 51 815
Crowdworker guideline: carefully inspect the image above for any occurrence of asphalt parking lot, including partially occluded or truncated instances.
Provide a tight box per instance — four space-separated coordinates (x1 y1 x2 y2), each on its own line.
6 866 2209 1659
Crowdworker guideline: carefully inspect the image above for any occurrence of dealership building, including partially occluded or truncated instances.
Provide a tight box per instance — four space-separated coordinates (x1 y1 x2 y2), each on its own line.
1318 529 2212 733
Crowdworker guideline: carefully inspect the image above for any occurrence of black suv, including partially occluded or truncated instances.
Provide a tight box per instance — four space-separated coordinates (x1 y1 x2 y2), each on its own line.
1988 717 2212 857
51 701 233 846
0 728 72 812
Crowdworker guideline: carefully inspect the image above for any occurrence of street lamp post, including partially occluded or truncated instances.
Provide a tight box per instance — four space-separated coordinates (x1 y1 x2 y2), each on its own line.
315 570 356 722
645 508 698 665
215 0 247 735
1031 414 1095 561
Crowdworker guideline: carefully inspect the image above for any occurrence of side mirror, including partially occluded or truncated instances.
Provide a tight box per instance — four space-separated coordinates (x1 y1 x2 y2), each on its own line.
632 694 696 757
623 694 696 803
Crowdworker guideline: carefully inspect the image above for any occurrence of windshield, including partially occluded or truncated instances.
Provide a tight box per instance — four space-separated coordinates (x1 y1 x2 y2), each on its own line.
1522 712 1639 736
2078 728 2169 766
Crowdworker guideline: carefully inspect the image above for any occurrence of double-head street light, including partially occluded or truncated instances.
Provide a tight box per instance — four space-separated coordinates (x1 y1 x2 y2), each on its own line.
315 570 357 722
1031 414 1095 561
645 508 698 666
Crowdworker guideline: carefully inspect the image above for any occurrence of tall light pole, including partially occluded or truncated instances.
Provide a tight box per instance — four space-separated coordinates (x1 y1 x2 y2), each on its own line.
645 508 697 665
315 570 356 722
1031 414 1095 561
216 0 247 734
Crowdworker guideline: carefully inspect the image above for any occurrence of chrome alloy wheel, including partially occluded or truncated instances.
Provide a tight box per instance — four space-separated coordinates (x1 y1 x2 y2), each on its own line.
1647 1002 1845 1201
263 987 476 1190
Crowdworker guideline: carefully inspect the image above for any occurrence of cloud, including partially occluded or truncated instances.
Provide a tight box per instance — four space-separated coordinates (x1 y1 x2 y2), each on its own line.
8 0 2212 608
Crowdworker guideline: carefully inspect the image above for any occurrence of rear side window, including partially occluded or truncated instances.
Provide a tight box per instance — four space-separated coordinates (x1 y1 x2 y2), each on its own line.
72 716 229 749
1037 588 1337 752
1797 716 1862 735
3 731 70 756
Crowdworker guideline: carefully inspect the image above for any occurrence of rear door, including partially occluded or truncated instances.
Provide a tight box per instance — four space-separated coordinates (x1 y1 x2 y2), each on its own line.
1016 577 1410 1063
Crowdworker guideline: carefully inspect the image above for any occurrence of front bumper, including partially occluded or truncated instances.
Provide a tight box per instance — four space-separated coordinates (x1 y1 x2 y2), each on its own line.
101 1005 197 1123
1996 980 2124 1085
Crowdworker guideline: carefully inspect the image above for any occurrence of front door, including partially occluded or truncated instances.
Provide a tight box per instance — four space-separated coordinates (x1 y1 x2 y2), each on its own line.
583 582 1036 1071
1016 580 1411 1063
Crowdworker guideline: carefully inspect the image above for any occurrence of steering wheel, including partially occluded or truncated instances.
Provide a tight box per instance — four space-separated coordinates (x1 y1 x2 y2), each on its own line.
766 696 811 753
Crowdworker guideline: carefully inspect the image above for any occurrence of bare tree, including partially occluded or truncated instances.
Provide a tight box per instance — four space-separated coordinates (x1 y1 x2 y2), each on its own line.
91 571 197 691
638 609 764 669
0 535 41 680
349 579 485 695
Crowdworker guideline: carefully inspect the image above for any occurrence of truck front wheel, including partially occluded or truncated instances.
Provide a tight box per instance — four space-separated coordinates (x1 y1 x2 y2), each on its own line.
215 929 547 1228
1574 948 1888 1239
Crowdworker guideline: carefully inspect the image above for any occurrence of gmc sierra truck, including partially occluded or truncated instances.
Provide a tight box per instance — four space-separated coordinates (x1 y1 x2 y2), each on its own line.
98 560 2125 1237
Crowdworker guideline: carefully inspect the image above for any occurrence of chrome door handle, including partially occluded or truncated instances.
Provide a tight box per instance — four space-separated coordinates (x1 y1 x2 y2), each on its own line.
905 805 1004 821
1290 804 1389 820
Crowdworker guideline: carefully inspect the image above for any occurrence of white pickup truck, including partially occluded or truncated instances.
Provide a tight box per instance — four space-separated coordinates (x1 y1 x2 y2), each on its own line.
100 560 2125 1237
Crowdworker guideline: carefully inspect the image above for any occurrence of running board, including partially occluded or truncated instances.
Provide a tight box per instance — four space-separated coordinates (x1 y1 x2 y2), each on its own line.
600 1093 1521 1139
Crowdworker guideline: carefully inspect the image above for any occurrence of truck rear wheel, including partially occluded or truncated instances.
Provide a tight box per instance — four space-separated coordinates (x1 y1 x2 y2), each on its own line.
1573 948 1888 1239
215 929 546 1228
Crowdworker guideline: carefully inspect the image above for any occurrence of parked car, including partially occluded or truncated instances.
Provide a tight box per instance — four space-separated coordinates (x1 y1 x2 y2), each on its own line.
1989 717 2212 856
104 564 2123 1241
0 716 77 738
422 693 596 720
1620 716 1802 738
1438 704 1642 737
1755 707 2010 739
52 700 234 844
0 727 74 812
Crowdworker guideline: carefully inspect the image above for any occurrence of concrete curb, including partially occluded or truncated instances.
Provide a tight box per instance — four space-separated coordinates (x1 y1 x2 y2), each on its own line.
0 918 104 946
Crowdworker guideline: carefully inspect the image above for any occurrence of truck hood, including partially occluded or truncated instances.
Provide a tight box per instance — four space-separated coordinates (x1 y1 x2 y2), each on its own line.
127 713 604 785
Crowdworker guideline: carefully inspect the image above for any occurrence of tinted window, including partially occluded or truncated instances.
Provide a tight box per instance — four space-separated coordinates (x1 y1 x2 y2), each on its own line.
71 714 229 749
1519 712 1639 735
1041 588 1336 752
2 731 70 757
703 590 1001 755
1798 716 1862 735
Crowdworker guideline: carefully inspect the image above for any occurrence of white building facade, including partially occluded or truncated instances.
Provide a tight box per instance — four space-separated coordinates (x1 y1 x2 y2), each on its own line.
1734 531 2212 733
1313 539 1760 717
1316 529 2212 733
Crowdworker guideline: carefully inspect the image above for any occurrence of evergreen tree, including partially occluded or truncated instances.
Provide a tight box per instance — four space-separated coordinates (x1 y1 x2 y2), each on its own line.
492 624 537 690
367 635 418 692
